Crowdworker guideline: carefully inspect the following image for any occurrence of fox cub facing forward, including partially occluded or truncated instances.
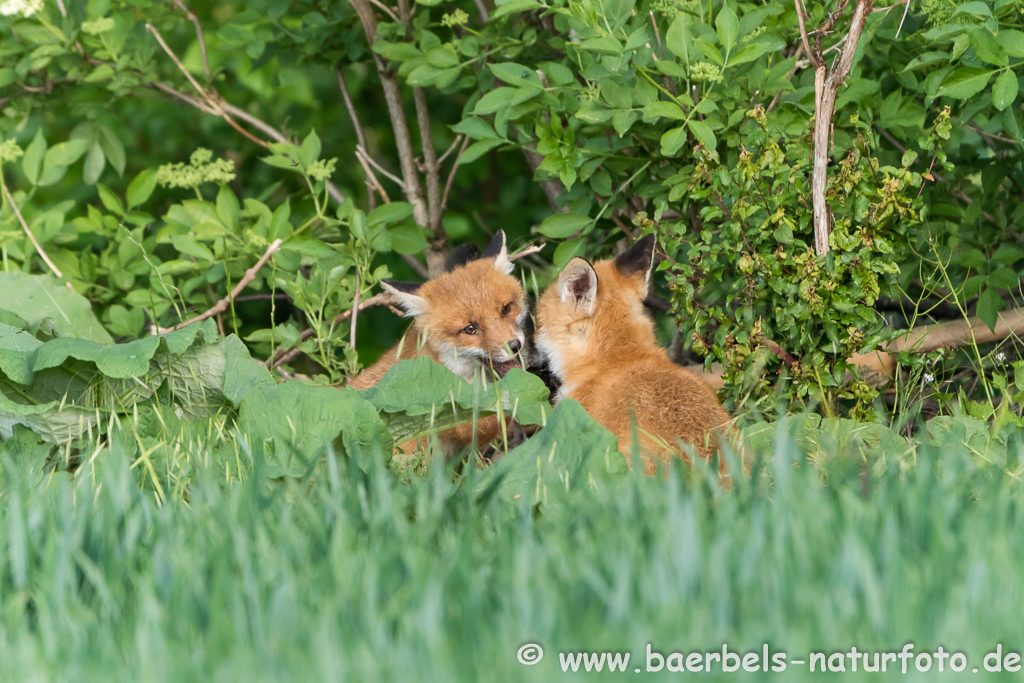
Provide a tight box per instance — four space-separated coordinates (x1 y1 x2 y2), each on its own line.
349 231 527 457
535 234 732 475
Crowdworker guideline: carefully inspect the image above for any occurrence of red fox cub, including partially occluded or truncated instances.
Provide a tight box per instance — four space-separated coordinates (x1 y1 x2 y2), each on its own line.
349 230 528 458
535 234 733 476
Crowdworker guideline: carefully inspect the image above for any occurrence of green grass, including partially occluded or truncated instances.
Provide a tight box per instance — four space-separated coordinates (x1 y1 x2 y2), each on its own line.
1 411 1023 682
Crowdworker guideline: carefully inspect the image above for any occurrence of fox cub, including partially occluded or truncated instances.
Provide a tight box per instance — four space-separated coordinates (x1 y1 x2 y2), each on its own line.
349 230 527 457
535 234 732 475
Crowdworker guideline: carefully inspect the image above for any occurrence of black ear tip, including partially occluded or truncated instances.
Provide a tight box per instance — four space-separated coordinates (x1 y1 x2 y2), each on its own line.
444 243 481 272
382 279 422 294
614 233 657 277
481 230 507 259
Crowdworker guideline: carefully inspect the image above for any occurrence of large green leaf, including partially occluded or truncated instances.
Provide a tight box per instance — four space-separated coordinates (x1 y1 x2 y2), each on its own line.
0 320 273 441
716 5 739 56
0 272 113 343
357 357 551 445
993 70 1018 111
474 399 624 510
935 67 995 100
536 212 593 238
237 381 390 477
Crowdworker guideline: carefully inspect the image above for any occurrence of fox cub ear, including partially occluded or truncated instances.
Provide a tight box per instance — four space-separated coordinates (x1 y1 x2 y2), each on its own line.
381 279 428 317
557 258 598 314
444 243 481 272
481 230 513 275
614 233 657 291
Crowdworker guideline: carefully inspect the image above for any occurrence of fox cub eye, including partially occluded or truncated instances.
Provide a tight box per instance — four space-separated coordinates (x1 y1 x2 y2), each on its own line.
501 302 512 316
462 323 479 335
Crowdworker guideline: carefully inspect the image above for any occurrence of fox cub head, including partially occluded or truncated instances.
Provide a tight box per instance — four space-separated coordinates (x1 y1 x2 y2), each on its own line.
381 231 527 379
535 233 657 382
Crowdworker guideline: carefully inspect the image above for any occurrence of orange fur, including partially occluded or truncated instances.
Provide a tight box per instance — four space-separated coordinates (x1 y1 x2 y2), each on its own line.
349 232 526 458
535 235 733 476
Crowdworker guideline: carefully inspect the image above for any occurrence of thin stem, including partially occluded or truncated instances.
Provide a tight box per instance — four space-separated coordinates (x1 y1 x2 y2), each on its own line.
1 184 68 284
172 0 211 79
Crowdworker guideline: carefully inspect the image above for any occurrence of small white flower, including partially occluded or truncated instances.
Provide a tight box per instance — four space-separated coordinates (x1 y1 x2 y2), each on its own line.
923 373 935 384
0 0 43 17
996 352 1006 363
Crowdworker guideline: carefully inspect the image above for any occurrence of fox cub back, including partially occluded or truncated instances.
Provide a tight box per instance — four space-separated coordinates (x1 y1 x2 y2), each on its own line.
535 234 732 475
349 231 528 457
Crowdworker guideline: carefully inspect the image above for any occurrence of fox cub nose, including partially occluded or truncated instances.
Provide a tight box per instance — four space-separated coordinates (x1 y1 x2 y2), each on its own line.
506 339 522 354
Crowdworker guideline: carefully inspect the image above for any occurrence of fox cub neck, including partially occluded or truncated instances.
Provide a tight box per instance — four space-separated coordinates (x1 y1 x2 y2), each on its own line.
383 230 528 382
536 234 660 389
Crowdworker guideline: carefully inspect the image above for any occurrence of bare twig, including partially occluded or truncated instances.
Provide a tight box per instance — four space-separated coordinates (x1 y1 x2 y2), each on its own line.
336 67 370 155
172 0 211 79
355 152 392 203
2 185 69 285
368 0 401 22
158 239 283 333
336 67 378 209
766 44 804 113
440 136 472 215
356 147 404 186
895 0 911 39
795 0 825 68
438 135 465 165
146 23 270 150
267 291 397 369
872 0 908 11
472 0 490 22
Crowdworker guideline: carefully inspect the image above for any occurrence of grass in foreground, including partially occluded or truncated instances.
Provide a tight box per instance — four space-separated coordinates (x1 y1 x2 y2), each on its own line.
0 416 1022 682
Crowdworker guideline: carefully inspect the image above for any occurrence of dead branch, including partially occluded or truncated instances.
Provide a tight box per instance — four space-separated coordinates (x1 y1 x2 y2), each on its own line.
267 291 398 369
158 239 283 333
2 185 70 286
688 304 1024 390
508 243 545 261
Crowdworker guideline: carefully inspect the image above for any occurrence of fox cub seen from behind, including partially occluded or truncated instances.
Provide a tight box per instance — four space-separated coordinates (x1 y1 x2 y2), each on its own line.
535 234 732 475
349 230 528 458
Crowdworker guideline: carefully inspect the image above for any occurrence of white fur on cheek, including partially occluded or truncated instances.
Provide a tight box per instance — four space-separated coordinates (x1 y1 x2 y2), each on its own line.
435 340 489 381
